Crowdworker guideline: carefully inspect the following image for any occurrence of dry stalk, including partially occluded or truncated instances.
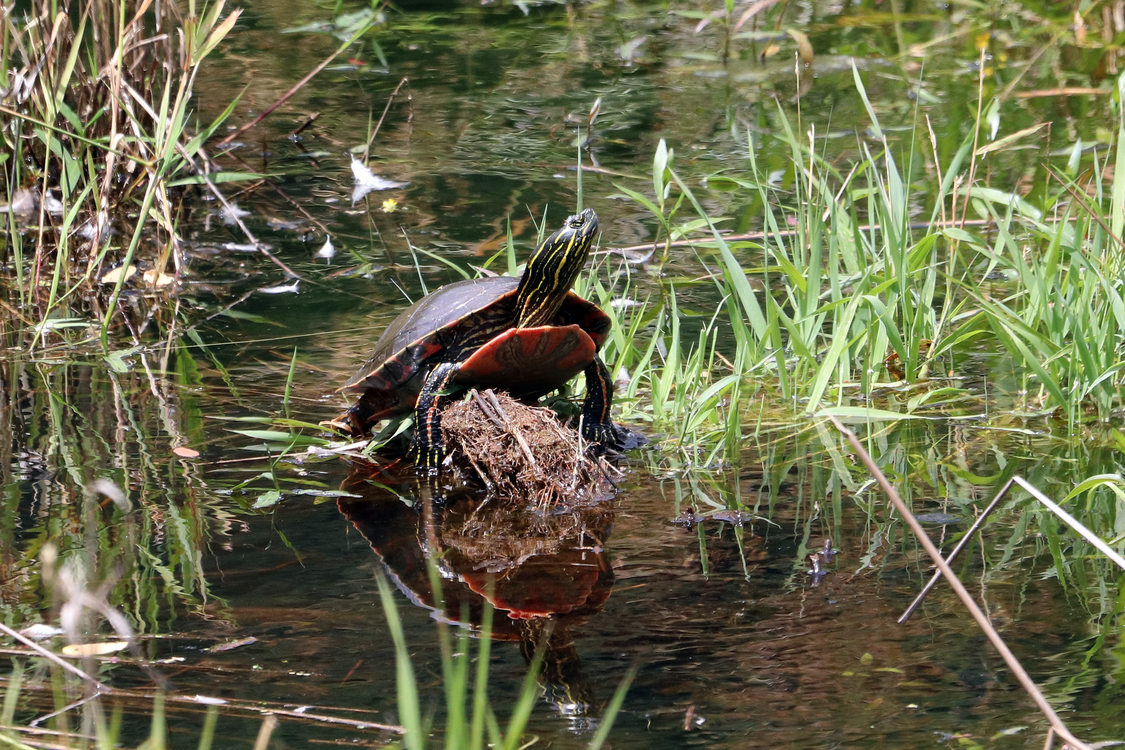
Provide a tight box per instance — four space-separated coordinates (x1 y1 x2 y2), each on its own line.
827 415 1091 750
0 621 108 693
900 475 1125 623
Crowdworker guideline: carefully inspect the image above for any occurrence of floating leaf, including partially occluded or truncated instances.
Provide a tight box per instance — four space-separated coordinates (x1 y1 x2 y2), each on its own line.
62 641 128 657
252 491 283 509
142 269 175 288
173 445 200 458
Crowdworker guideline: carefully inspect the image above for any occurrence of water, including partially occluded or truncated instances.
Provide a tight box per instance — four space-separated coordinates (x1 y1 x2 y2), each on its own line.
6 1 1125 747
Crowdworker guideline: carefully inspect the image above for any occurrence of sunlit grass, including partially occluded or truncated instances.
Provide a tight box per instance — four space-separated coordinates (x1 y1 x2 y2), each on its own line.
602 68 1125 470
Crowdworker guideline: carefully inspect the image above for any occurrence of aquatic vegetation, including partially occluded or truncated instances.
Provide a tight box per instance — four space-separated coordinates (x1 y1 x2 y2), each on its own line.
0 0 374 348
603 69 1125 457
1 1 243 339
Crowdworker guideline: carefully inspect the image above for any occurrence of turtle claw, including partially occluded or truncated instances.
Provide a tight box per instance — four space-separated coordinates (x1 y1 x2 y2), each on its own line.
581 420 625 454
408 443 444 475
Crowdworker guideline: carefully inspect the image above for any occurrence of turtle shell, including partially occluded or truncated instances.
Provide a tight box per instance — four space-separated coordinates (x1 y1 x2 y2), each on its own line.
340 275 610 427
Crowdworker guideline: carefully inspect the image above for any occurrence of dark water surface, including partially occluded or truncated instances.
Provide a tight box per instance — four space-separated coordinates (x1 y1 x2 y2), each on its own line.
7 1 1125 747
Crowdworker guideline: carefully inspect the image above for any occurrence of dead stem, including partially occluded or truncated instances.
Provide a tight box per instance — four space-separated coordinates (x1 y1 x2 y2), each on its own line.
0 622 108 693
827 415 1091 750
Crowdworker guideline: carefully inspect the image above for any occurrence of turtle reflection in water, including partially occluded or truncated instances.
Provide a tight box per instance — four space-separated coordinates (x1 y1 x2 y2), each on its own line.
338 463 615 729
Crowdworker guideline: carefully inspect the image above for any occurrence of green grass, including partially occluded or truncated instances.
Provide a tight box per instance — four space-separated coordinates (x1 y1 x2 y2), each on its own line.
593 66 1125 470
377 568 634 750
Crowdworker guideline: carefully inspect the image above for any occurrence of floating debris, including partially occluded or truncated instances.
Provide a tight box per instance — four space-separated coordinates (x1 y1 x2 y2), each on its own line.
259 279 300 294
440 389 615 508
77 211 111 244
350 157 408 204
807 552 827 585
672 508 757 529
914 512 962 525
61 641 128 657
710 509 757 526
142 269 175 288
209 636 258 653
220 202 250 225
220 241 267 253
672 509 706 529
315 236 336 260
100 264 138 285
807 538 837 586
19 623 64 641
0 187 63 217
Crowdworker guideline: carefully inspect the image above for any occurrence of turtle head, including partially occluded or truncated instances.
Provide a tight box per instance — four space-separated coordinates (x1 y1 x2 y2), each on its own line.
516 208 599 327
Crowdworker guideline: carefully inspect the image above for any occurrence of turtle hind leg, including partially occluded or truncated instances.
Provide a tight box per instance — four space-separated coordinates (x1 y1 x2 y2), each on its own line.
412 361 461 473
579 357 622 451
321 395 380 437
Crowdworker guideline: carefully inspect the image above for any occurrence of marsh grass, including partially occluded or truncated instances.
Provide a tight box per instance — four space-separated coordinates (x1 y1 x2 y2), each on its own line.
1 0 250 349
0 340 249 740
597 68 1125 472
576 64 1125 668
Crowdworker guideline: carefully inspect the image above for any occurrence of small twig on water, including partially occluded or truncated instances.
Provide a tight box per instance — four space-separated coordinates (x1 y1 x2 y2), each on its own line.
826 415 1091 750
0 622 108 693
901 475 1125 623
898 488 1008 623
217 25 373 147
363 77 410 161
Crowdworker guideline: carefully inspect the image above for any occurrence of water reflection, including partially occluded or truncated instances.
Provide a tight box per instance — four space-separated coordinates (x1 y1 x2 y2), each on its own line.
337 462 616 732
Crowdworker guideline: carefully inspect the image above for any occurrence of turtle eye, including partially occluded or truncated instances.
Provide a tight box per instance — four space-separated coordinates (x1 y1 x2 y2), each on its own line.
569 215 585 229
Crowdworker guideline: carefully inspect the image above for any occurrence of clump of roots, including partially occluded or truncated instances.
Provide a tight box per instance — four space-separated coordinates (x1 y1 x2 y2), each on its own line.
441 390 615 508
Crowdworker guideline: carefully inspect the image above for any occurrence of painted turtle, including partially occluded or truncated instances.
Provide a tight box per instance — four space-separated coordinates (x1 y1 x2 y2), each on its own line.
331 208 620 467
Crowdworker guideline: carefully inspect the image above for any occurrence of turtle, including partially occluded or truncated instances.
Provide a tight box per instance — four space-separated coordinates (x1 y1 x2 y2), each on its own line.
331 207 620 468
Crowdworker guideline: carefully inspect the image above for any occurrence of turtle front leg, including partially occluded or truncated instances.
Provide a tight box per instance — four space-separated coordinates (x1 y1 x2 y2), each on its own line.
580 357 622 450
413 361 461 472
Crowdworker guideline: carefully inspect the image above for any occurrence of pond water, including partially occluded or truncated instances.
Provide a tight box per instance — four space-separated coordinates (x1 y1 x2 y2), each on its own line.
6 1 1125 747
